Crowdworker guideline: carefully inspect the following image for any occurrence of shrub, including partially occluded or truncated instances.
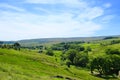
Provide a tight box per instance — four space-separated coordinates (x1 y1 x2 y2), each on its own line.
105 48 120 55
86 47 92 52
46 49 54 56
13 42 21 50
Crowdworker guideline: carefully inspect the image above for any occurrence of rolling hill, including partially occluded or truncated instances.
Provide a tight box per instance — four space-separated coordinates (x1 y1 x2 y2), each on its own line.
0 35 120 80
1 35 119 46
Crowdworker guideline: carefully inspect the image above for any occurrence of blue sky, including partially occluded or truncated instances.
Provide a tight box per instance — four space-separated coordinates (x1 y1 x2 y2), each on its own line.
0 0 120 40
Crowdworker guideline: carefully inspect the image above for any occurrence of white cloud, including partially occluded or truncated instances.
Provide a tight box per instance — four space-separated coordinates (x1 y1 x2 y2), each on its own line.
0 3 25 12
0 10 102 40
25 0 88 9
103 3 111 8
35 7 51 14
25 0 80 4
0 0 111 40
101 15 114 23
77 7 104 21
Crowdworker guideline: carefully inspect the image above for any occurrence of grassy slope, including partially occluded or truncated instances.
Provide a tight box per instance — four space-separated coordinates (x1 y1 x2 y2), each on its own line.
83 38 120 57
0 49 104 80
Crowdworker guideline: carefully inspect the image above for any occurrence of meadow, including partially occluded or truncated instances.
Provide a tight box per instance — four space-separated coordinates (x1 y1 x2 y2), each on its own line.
0 37 120 80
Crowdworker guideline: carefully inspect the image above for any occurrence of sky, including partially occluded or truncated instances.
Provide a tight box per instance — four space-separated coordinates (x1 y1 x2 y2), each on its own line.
0 0 120 41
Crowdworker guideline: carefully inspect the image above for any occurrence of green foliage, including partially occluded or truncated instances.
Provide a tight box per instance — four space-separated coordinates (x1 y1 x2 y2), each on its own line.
78 46 85 51
1 36 120 79
0 44 13 49
38 50 43 53
66 44 85 51
73 52 89 67
111 40 120 45
46 49 54 56
64 49 89 67
51 42 85 52
66 49 77 64
91 55 120 76
13 42 21 47
103 37 118 40
51 44 64 50
105 48 120 55
36 45 44 49
0 49 103 80
91 56 106 75
13 42 21 50
86 46 92 52
0 41 3 48
66 60 71 68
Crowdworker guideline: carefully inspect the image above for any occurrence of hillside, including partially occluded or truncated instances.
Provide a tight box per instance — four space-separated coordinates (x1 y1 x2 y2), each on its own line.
1 35 120 47
0 49 103 80
0 36 120 80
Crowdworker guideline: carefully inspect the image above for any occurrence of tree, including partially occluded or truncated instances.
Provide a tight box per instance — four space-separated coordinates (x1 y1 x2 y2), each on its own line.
69 45 85 52
0 41 3 48
91 55 120 76
66 49 77 64
111 40 120 45
79 46 85 51
38 50 43 53
64 49 89 67
86 46 92 52
105 48 120 55
91 56 106 75
13 42 21 50
0 41 3 44
46 49 54 56
73 52 89 67
66 60 71 68
63 43 70 50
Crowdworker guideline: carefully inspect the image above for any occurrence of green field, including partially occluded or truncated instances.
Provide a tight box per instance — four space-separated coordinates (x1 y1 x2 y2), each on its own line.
0 48 105 80
0 37 120 80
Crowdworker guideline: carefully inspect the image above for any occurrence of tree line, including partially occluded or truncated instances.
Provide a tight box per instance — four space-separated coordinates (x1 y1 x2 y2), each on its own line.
0 42 21 50
49 41 120 78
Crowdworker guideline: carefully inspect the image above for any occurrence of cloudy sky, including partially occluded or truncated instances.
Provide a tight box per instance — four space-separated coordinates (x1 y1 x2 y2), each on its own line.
0 0 120 40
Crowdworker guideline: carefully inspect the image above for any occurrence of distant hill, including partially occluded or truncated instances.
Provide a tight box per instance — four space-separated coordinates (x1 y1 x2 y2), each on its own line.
0 41 15 44
17 37 103 46
18 37 102 43
1 35 120 46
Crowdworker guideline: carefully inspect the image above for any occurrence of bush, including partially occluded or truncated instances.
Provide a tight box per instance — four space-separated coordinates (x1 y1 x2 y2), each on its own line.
13 42 21 50
69 45 85 51
46 49 54 56
86 47 92 52
105 48 120 55
66 60 71 68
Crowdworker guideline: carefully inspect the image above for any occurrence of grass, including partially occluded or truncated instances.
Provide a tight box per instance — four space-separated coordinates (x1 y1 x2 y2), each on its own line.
0 48 106 80
1 37 120 80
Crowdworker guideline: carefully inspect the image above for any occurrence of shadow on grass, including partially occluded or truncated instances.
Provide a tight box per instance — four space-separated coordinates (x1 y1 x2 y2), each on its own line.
52 75 76 80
